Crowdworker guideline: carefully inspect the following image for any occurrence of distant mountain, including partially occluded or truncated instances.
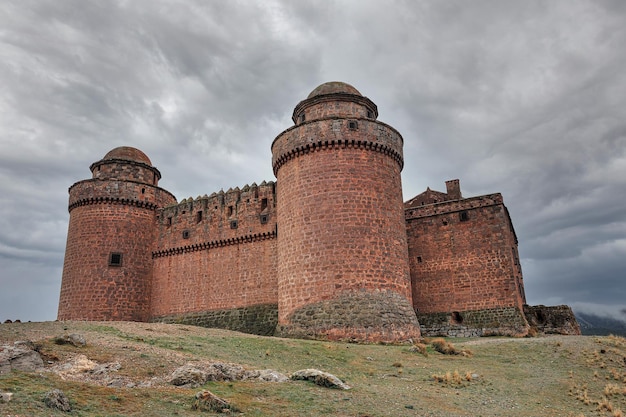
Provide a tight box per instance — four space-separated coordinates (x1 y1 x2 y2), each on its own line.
575 312 626 336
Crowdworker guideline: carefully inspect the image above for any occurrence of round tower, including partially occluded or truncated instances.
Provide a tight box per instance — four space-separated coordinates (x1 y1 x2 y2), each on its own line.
272 82 420 342
58 146 176 322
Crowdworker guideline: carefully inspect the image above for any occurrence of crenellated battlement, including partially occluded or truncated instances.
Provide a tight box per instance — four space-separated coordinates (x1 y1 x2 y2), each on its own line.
155 181 277 252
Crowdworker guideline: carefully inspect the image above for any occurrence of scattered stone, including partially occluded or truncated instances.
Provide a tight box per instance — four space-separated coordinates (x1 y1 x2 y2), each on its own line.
44 389 71 412
169 364 207 387
206 362 248 381
256 369 289 382
1 392 13 403
54 333 86 347
291 369 351 390
192 390 238 413
0 343 44 374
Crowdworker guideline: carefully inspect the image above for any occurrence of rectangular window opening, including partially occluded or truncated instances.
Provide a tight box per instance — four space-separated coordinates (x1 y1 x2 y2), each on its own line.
261 198 268 211
260 214 268 224
230 220 238 229
197 211 203 223
167 217 172 227
459 211 469 222
109 252 123 267
228 206 234 217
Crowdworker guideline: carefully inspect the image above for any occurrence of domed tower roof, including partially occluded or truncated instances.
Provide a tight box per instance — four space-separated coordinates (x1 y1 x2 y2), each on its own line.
292 81 377 124
103 146 152 166
307 81 362 99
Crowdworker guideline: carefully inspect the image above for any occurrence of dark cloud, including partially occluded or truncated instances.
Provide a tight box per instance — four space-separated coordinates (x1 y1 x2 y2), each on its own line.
1 0 624 322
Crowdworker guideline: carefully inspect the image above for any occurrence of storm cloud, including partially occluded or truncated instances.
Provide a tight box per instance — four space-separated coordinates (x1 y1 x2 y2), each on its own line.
1 0 624 322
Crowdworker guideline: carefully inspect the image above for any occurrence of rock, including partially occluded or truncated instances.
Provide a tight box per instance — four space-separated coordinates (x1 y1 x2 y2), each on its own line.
67 333 87 347
1 392 13 403
256 369 289 382
206 362 247 381
43 389 71 412
192 390 238 413
0 343 44 374
291 369 351 390
169 364 207 387
54 334 86 347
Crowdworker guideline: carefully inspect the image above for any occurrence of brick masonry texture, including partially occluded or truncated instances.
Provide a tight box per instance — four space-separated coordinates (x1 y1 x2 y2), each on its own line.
58 82 580 340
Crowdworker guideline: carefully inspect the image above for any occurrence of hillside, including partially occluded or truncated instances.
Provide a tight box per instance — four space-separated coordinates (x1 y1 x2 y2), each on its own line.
1 321 625 417
576 313 626 337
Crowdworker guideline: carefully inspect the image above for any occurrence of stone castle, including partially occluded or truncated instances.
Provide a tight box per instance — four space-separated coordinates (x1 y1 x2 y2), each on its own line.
58 81 580 341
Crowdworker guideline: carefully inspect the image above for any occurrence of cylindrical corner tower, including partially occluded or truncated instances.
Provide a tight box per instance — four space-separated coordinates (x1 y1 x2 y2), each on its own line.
58 146 176 322
272 82 420 342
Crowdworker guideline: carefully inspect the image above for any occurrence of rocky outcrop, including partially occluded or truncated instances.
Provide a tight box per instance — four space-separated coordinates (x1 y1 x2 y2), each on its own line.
0 342 44 374
290 369 351 390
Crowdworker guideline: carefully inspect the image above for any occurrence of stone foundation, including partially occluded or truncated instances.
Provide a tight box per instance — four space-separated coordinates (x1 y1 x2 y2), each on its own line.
417 307 529 337
152 303 278 336
276 291 421 342
524 305 581 335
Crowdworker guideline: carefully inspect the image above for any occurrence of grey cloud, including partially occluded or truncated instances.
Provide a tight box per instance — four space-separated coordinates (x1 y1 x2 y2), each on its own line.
1 0 625 321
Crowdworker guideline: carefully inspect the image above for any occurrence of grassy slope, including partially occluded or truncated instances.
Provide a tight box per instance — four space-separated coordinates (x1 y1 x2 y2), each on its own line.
1 321 625 417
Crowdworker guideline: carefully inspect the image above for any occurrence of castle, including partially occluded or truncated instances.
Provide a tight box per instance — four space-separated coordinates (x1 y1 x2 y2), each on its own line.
58 81 580 341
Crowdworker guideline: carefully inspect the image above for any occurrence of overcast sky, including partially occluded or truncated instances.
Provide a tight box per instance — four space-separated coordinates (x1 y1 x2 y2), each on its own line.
1 0 625 323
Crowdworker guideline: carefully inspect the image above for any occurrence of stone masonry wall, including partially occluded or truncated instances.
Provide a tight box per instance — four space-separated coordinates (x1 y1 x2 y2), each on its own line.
417 307 529 337
524 305 581 335
406 195 526 314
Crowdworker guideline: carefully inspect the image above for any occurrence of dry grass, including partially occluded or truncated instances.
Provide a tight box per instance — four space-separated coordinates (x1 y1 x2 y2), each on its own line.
1 321 625 416
430 338 473 356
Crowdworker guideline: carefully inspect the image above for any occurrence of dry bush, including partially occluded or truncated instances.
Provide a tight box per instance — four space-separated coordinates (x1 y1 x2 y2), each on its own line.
430 338 472 356
604 383 622 396
409 343 428 357
598 396 614 412
607 335 626 347
432 370 473 386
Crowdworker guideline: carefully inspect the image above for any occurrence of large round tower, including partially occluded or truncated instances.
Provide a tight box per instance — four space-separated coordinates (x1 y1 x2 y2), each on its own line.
58 146 176 321
272 82 420 342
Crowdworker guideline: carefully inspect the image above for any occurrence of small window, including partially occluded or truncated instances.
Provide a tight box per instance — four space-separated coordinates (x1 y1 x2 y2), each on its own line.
299 114 306 123
182 230 190 239
459 211 469 222
109 252 122 267
228 206 234 217
167 217 172 227
197 211 203 223
260 214 268 224
367 110 374 118
417 256 423 263
141 188 145 194
230 220 238 229
442 219 448 225
348 120 358 130
261 198 268 211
